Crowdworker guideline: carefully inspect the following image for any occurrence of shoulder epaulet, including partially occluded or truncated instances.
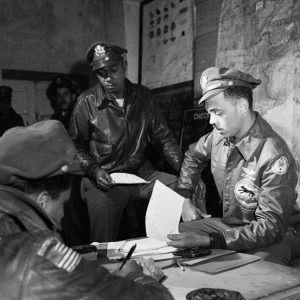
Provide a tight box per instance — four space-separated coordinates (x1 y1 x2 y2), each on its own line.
37 236 81 273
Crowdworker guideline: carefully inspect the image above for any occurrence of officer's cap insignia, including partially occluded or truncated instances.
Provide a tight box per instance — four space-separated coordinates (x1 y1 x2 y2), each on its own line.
95 45 106 58
201 75 208 90
38 237 81 273
272 156 289 175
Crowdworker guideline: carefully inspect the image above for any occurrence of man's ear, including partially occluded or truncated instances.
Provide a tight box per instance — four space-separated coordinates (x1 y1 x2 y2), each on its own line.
35 191 51 210
238 98 249 115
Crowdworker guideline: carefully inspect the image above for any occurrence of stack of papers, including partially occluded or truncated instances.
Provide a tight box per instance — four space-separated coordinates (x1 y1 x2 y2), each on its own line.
92 180 185 261
92 237 176 260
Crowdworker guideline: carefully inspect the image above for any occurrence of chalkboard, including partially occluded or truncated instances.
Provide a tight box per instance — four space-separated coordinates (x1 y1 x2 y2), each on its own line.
143 82 193 172
152 81 194 142
180 106 212 152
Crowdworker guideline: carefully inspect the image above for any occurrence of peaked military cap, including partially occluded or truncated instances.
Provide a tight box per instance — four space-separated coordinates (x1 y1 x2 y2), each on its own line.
86 42 128 71
199 67 261 104
0 120 81 185
0 86 12 99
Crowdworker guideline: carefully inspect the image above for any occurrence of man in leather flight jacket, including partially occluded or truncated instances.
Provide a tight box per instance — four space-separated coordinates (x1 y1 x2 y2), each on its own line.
168 67 300 265
0 121 174 300
69 42 200 242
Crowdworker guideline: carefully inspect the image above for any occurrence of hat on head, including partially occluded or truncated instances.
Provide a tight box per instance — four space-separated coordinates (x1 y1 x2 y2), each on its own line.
199 67 261 104
46 76 77 101
0 86 12 100
0 120 81 185
86 42 128 71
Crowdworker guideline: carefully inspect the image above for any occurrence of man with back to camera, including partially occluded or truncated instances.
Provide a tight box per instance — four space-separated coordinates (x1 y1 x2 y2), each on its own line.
47 76 77 129
168 67 300 264
0 85 24 136
0 120 174 300
69 42 204 242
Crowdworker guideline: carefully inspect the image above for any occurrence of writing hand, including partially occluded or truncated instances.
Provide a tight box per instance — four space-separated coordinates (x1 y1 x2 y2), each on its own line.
114 260 143 278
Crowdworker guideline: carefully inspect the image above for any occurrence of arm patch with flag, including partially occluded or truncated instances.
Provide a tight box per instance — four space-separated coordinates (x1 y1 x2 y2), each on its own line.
37 236 81 273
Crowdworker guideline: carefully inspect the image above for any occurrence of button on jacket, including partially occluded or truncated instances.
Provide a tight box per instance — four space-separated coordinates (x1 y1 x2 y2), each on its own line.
177 112 297 251
69 79 182 179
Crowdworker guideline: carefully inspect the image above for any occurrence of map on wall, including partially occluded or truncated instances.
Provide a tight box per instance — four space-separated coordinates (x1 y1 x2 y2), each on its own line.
215 0 300 207
140 0 194 89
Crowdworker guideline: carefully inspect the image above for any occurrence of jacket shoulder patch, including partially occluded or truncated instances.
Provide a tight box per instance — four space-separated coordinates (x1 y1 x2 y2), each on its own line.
37 236 81 273
272 156 289 175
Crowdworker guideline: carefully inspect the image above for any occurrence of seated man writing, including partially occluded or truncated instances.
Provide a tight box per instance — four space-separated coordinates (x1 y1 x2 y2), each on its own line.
0 120 173 300
168 67 300 265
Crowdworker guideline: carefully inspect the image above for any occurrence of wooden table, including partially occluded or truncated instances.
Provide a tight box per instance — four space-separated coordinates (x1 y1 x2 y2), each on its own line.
163 260 300 299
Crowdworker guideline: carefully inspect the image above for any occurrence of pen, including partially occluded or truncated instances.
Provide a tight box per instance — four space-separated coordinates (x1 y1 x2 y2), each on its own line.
119 243 137 270
174 259 185 272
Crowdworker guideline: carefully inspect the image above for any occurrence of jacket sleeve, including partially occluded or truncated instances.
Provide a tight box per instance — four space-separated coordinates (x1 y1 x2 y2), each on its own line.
28 245 174 300
69 95 101 180
176 132 212 199
149 98 183 172
221 154 298 251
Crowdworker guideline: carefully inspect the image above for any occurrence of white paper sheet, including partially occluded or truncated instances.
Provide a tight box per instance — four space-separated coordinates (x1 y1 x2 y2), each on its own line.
110 172 150 184
146 180 185 241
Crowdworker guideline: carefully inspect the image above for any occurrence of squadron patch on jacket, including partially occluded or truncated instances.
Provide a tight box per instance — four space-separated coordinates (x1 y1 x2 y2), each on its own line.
37 237 81 273
234 178 259 210
272 156 289 175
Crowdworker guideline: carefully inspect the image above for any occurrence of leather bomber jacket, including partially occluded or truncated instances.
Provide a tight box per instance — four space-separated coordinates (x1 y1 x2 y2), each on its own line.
69 79 183 179
177 112 298 251
0 185 174 300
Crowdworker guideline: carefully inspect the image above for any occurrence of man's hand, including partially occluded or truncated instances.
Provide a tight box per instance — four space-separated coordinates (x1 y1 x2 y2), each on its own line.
95 169 115 191
114 260 143 277
167 231 210 249
182 198 211 221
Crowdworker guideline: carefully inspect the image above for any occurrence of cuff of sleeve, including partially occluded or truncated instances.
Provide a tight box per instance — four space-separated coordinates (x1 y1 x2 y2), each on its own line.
86 165 101 180
175 189 193 199
209 232 227 249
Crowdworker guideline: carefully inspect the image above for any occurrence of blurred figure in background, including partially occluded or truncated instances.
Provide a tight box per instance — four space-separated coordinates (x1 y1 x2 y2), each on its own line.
0 85 24 136
47 76 77 129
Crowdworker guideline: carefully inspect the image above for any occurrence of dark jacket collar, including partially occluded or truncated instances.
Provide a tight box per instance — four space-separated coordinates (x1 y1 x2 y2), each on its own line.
0 185 59 234
95 79 141 108
215 112 274 161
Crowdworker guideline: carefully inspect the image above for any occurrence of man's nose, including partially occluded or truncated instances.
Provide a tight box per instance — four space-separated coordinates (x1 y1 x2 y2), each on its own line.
209 114 216 125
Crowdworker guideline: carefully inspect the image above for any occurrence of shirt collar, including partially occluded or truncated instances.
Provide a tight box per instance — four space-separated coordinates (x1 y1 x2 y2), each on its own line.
215 112 271 161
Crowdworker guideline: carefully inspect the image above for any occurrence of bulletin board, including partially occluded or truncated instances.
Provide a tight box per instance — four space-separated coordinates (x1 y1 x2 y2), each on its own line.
139 0 194 89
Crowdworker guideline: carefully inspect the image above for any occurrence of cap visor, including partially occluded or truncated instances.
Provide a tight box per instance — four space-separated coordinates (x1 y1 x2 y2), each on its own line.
198 88 226 105
61 161 84 175
92 59 121 71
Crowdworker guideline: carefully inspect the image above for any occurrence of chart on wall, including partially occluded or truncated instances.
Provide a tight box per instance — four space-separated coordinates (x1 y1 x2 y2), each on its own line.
140 0 194 89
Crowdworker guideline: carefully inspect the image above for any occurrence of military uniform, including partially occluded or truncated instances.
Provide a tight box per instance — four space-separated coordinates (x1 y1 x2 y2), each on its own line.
177 67 300 264
69 42 182 242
